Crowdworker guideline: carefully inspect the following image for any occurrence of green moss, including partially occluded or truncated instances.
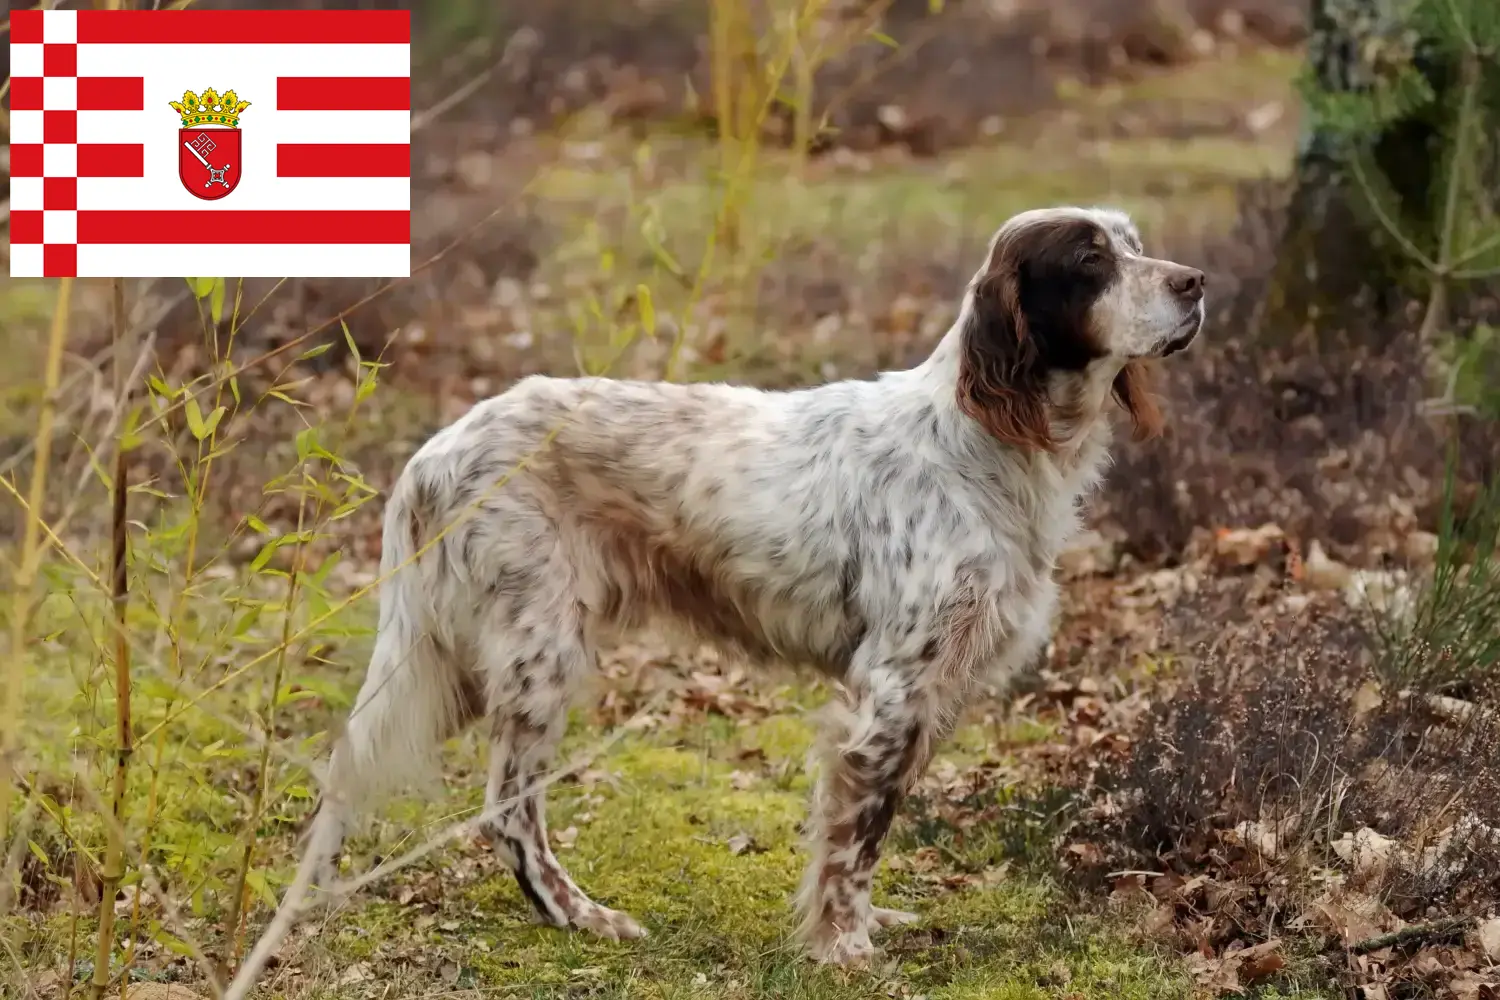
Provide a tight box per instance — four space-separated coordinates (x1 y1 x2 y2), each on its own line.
327 720 1182 998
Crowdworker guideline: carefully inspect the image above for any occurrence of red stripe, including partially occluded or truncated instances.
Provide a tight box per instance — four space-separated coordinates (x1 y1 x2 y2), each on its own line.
11 78 43 111
12 9 43 44
11 211 43 245
44 111 77 144
45 246 79 279
44 43 78 78
11 143 143 178
46 178 79 212
77 211 410 245
79 78 146 112
5 77 141 112
78 144 145 178
278 144 409 178
76 10 410 44
11 145 43 178
277 76 409 111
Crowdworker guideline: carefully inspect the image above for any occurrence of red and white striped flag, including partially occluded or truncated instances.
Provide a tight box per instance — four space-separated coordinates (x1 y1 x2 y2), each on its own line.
8 8 411 279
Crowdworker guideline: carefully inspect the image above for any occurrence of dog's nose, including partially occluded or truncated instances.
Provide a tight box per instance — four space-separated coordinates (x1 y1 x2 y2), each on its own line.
1168 268 1205 302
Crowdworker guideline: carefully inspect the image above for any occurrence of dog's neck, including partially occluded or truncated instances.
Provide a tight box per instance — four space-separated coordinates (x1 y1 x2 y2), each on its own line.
1044 358 1125 454
912 319 1121 463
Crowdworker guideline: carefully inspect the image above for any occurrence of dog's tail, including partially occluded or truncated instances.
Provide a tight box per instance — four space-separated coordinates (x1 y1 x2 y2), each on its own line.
323 472 480 820
231 471 483 999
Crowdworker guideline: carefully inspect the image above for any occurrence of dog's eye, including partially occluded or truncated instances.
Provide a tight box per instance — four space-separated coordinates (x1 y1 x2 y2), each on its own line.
1081 250 1103 265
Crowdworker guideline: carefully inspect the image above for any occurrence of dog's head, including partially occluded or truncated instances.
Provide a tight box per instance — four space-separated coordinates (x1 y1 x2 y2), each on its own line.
955 206 1205 451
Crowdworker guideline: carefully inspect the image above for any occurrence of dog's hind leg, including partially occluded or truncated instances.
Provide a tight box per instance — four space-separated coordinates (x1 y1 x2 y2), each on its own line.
475 617 647 941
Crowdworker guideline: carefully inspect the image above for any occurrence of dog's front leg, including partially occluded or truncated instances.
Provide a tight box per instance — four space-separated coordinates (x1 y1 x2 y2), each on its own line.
796 651 934 967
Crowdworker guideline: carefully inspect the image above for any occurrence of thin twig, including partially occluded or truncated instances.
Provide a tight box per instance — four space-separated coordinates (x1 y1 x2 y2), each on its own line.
89 279 134 1000
66 331 156 502
1347 916 1474 954
1347 152 1439 273
411 52 498 134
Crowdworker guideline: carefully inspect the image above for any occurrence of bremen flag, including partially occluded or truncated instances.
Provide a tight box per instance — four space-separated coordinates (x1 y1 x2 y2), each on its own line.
8 8 411 279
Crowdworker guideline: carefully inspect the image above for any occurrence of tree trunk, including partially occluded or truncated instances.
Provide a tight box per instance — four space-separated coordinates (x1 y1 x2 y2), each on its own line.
1262 0 1499 342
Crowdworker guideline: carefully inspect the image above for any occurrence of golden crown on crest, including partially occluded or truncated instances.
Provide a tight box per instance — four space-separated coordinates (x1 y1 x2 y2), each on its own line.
169 87 251 129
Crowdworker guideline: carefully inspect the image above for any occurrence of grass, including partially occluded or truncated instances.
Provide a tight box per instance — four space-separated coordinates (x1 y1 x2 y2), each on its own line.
14 603 1194 999
1373 457 1500 693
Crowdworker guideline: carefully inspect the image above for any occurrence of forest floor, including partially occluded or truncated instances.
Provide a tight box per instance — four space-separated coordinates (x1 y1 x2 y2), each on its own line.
8 20 1500 1000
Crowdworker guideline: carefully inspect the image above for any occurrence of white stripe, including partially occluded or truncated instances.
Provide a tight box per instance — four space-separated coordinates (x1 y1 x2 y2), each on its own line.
44 211 79 244
10 177 45 213
10 111 44 145
43 9 78 44
45 145 78 177
9 244 46 278
79 176 409 212
75 243 411 278
45 77 79 111
11 44 43 78
77 43 409 82
78 109 411 146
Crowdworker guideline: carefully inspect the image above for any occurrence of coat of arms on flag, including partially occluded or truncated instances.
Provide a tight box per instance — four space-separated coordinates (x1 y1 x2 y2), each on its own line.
171 87 250 200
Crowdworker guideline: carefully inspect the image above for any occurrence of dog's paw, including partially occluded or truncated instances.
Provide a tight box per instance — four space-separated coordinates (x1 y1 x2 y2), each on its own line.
308 852 343 895
867 906 918 932
572 903 648 942
808 926 876 967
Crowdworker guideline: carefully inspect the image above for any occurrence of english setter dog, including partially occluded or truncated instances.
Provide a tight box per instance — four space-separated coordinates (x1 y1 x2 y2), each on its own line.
302 205 1204 965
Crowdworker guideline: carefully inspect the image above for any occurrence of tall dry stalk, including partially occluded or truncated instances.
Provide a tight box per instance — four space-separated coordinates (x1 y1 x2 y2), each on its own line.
707 0 768 256
0 278 73 879
90 279 135 1000
672 0 869 380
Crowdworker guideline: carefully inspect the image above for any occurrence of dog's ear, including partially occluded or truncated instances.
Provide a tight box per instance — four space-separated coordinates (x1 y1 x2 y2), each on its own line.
1111 360 1164 441
955 255 1054 452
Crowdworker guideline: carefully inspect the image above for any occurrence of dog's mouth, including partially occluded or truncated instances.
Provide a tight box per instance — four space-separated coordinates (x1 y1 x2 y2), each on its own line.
1158 306 1203 357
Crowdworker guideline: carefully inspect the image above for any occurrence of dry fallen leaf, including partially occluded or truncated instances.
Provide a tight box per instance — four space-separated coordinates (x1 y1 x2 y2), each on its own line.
126 987 208 1000
726 832 766 856
1187 939 1285 997
1227 820 1282 860
1332 827 1403 881
1237 939 1286 983
1058 529 1119 578
337 962 373 987
1065 842 1104 866
1478 918 1500 963
1302 539 1352 591
1186 951 1242 996
1213 524 1285 569
1451 974 1500 1000
1305 888 1388 945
